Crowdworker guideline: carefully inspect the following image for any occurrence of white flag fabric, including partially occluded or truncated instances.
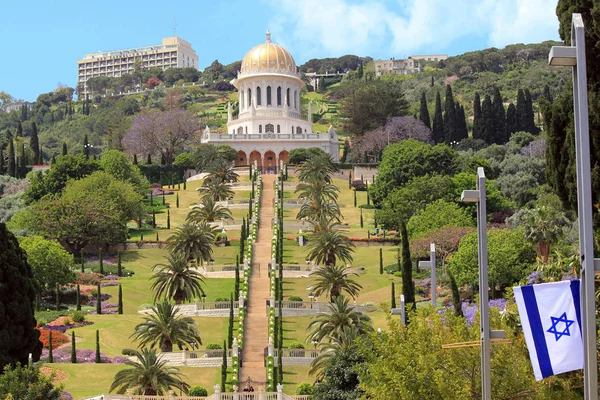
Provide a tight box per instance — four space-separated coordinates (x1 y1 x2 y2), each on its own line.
513 280 583 381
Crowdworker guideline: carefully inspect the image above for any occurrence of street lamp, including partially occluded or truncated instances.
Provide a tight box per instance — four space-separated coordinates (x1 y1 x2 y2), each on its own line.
308 294 314 309
418 243 437 307
201 294 206 310
461 167 504 400
548 13 598 399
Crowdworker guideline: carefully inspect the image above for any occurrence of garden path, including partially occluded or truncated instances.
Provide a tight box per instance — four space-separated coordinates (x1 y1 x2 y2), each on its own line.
239 174 275 385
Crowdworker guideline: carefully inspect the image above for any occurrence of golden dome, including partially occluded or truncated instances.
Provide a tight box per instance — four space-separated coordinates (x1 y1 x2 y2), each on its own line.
240 31 297 74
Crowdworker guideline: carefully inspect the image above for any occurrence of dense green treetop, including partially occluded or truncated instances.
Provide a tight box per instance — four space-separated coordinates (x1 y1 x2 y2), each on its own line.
18 236 76 293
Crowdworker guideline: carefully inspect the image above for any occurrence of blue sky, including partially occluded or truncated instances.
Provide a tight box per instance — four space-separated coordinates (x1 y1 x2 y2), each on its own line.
0 0 561 102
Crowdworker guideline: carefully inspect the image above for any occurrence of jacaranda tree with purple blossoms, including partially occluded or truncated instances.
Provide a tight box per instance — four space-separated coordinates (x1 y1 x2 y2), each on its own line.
123 109 199 165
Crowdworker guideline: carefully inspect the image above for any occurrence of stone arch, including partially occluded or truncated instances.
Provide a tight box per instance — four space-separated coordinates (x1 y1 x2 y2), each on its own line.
256 86 262 106
236 150 248 166
264 150 276 173
237 127 243 134
278 150 289 165
249 150 262 168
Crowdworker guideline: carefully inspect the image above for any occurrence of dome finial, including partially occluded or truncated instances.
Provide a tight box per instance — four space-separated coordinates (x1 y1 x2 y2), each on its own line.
266 29 271 44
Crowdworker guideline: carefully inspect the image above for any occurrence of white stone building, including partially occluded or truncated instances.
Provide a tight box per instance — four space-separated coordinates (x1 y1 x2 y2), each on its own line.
201 31 340 172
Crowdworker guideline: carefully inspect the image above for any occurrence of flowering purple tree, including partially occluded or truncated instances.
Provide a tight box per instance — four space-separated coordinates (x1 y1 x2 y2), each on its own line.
122 109 199 164
348 117 432 163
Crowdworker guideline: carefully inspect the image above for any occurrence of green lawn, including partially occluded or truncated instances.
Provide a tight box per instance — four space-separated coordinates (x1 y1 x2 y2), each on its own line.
51 364 221 399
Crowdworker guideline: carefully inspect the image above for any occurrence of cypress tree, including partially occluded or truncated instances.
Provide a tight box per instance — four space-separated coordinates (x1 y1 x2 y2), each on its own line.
96 284 102 314
455 102 468 141
140 232 144 241
80 249 85 272
391 282 396 308
16 121 22 137
543 84 553 103
341 139 350 163
432 92 444 143
147 154 152 165
95 330 101 363
419 92 431 129
472 92 483 140
19 143 27 178
71 332 77 363
0 147 4 174
430 75 434 87
235 255 240 300
348 172 352 189
448 270 463 317
99 249 103 275
48 332 54 363
228 293 234 348
240 218 246 260
524 89 537 134
400 221 415 313
30 122 40 165
150 189 153 206
7 139 15 178
221 340 227 391
156 232 159 242
152 209 156 228
118 285 123 315
491 86 507 144
481 94 494 144
353 189 357 207
183 180 186 190
360 208 363 228
366 182 370 206
167 208 171 229
117 251 122 276
133 154 138 165
506 103 518 136
76 284 81 311
176 193 179 208
443 85 457 143
83 134 90 159
379 248 383 275
62 141 68 156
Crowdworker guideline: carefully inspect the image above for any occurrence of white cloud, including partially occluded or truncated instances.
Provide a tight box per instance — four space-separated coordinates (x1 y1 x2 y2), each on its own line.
265 0 560 60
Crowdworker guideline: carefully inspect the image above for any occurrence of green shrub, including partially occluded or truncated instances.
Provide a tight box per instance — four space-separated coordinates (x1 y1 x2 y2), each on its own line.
288 296 303 302
393 271 402 278
121 348 136 356
289 341 305 349
206 343 223 350
296 382 313 395
63 318 71 325
71 311 86 323
215 297 228 302
188 386 208 396
35 310 68 324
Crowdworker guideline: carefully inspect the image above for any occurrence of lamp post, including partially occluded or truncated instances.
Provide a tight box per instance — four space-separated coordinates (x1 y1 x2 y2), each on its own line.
548 13 598 399
418 243 437 307
308 294 314 309
461 167 504 400
201 294 206 310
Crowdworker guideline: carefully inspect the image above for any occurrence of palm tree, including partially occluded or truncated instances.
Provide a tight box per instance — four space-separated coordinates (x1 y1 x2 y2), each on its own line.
310 264 362 300
297 199 342 225
110 348 189 395
187 196 233 223
151 253 205 304
308 325 360 379
306 227 356 269
199 179 234 202
131 301 202 352
295 179 339 203
297 153 339 183
306 295 373 344
205 163 239 184
167 222 217 264
295 179 341 223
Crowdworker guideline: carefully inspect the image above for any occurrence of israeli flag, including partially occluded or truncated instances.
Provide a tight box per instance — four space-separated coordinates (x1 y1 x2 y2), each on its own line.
513 280 583 381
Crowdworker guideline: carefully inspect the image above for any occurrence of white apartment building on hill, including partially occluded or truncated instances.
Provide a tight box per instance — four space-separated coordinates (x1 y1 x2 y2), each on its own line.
77 37 199 96
375 54 448 76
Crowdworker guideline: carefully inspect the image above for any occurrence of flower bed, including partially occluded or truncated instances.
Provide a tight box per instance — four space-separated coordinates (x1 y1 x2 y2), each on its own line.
40 347 127 364
43 321 94 333
38 329 70 348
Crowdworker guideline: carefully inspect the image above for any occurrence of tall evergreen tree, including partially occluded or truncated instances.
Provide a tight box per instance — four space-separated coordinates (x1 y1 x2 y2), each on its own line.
76 284 81 311
516 89 528 133
391 282 396 309
491 86 506 144
147 154 152 165
0 147 4 175
455 102 468 140
228 293 234 348
83 134 90 159
472 92 483 140
506 103 518 136
19 144 27 178
71 332 76 363
379 248 383 275
419 92 431 129
7 140 15 178
543 84 553 103
443 84 457 143
30 122 40 165
524 89 538 134
117 285 123 315
16 121 22 138
0 222 42 369
133 154 138 165
62 142 68 156
234 255 240 301
400 221 415 313
481 94 494 144
432 92 444 144
95 330 101 363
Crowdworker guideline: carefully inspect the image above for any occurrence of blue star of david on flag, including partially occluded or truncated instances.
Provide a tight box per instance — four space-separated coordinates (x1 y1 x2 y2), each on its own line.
513 280 583 380
547 312 575 341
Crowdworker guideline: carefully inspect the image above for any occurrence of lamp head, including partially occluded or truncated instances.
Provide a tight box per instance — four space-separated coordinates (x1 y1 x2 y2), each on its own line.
548 46 577 66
